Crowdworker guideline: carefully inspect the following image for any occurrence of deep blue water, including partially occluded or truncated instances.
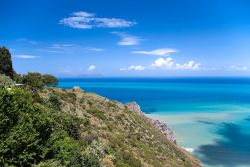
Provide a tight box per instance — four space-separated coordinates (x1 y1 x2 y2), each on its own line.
58 77 250 167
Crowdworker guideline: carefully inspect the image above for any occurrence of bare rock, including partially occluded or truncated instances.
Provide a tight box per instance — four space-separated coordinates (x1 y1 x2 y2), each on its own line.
72 86 85 93
125 101 142 114
124 101 176 143
151 120 176 143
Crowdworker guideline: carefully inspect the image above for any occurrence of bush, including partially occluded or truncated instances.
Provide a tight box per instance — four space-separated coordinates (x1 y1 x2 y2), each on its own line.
88 109 106 120
0 88 53 166
49 94 62 110
49 132 99 167
22 73 58 90
33 160 64 167
84 133 98 145
115 150 142 167
22 73 45 90
43 75 58 87
0 88 100 167
0 74 15 87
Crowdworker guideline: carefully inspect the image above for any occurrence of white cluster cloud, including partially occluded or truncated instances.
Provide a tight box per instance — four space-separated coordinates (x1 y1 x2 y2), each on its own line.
151 57 174 68
121 57 201 71
176 61 201 70
152 58 201 70
112 32 140 46
132 48 177 56
87 65 96 71
60 11 136 29
228 65 248 71
15 55 38 59
120 65 145 71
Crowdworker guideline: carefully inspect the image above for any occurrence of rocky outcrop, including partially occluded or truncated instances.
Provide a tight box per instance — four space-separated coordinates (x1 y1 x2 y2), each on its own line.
125 101 142 114
151 120 176 143
125 101 176 143
72 86 85 93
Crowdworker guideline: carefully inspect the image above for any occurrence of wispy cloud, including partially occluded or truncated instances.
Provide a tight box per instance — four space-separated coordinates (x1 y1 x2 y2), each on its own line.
87 65 96 71
39 44 103 54
228 65 248 71
37 49 61 53
112 32 140 46
120 65 145 71
85 47 103 52
60 11 136 29
17 38 37 45
50 44 75 49
15 55 38 59
132 48 177 56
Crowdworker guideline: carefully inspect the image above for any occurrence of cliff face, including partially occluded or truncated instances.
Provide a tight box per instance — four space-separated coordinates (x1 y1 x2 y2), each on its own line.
42 87 201 167
125 102 176 143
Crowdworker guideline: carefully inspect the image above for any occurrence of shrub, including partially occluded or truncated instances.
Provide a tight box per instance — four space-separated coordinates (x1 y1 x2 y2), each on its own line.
88 109 106 120
33 160 64 167
49 94 62 110
0 88 99 167
115 150 142 167
22 73 45 90
49 132 100 167
0 74 15 87
22 73 58 90
43 74 58 87
84 133 98 145
101 157 115 167
0 88 53 166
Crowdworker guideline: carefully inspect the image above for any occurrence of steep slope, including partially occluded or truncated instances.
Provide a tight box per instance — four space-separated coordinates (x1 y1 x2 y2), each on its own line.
41 87 201 167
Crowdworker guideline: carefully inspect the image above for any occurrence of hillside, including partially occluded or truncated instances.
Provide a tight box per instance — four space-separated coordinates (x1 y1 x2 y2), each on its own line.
0 47 201 167
0 86 201 167
39 87 201 167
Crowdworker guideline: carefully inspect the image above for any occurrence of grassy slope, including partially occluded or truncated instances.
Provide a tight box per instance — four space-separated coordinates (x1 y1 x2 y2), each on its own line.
41 87 201 167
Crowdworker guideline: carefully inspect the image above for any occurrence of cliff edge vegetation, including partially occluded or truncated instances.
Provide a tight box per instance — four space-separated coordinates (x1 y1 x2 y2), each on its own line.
0 47 201 167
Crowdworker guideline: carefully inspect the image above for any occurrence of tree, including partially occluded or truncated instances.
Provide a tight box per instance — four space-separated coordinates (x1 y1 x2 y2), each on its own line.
43 74 58 87
0 47 14 79
13 71 23 83
0 88 100 167
0 88 53 166
22 72 45 90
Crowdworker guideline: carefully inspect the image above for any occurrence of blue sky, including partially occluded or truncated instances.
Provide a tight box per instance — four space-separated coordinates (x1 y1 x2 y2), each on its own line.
1 0 250 77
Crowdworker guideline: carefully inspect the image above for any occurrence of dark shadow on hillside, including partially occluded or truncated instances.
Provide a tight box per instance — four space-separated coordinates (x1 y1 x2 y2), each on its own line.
196 123 250 167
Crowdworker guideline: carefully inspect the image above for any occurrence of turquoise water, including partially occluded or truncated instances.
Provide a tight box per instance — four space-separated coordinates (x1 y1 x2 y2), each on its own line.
59 78 250 167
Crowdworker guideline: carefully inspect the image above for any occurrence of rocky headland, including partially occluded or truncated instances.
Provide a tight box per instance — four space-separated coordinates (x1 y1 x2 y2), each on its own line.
59 87 201 166
124 101 176 143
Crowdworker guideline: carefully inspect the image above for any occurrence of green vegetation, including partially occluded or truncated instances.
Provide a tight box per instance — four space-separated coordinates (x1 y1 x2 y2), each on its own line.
0 88 100 167
43 74 58 87
0 47 14 79
22 73 58 90
0 48 201 167
0 74 15 87
22 72 45 90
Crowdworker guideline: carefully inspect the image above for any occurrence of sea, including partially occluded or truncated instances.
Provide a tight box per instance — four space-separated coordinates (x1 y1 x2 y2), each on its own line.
58 77 250 167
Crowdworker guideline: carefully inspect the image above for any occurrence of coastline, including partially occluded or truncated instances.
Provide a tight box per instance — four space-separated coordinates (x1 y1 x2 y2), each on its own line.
124 101 177 143
58 78 250 167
